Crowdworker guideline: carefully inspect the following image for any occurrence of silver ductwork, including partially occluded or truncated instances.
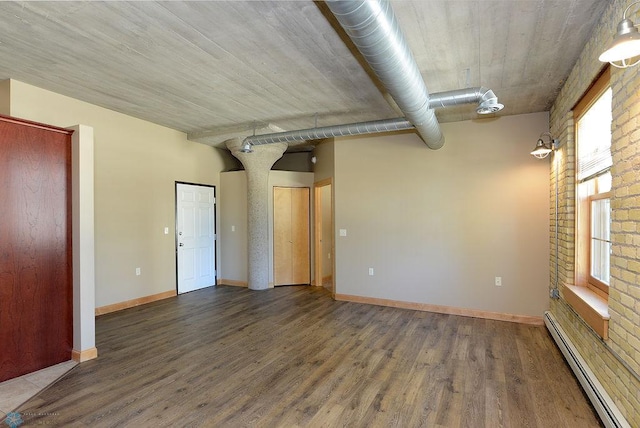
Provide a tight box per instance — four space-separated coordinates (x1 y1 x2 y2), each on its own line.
429 87 504 114
246 118 413 146
241 0 506 151
325 0 444 149
244 87 504 146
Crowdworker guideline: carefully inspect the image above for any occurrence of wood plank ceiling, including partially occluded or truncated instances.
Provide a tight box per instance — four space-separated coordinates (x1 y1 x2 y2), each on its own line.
0 1 608 149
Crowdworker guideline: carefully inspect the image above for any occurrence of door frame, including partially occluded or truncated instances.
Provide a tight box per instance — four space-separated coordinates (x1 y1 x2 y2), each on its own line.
175 181 217 294
314 178 334 296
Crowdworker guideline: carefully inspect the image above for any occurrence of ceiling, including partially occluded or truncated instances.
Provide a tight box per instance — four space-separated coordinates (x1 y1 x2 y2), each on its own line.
0 1 609 149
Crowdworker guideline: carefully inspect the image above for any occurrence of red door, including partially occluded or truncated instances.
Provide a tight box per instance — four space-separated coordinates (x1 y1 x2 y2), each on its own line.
0 115 73 382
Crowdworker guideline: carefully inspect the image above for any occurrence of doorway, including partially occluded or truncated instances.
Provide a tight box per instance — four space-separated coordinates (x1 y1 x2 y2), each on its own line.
314 179 334 294
176 182 216 294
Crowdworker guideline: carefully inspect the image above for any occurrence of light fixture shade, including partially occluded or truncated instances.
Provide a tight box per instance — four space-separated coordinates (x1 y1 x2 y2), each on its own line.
530 139 552 159
599 17 640 66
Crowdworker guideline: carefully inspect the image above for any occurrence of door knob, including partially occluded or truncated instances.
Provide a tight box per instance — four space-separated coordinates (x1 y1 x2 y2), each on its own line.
179 243 184 247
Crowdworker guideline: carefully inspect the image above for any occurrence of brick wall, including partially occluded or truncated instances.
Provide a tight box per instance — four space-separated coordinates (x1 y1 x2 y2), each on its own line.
549 0 640 425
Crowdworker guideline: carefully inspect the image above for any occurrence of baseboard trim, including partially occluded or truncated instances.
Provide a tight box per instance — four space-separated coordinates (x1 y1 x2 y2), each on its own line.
334 293 544 325
72 347 98 362
95 290 177 316
218 279 248 287
544 311 630 428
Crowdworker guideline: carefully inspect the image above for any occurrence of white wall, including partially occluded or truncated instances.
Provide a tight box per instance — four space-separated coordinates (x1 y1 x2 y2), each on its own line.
7 79 235 307
219 171 248 284
333 112 550 317
71 125 96 356
313 139 335 182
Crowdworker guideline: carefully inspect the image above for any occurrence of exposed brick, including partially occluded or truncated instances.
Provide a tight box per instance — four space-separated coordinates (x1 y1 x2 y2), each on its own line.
620 246 635 258
630 209 640 221
549 1 640 424
629 183 640 195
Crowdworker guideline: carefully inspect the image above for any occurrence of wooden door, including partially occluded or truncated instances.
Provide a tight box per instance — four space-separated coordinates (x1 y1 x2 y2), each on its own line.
274 187 310 285
0 115 73 382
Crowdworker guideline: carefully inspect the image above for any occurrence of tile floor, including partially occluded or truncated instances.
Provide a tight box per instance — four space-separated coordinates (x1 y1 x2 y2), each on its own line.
0 361 77 419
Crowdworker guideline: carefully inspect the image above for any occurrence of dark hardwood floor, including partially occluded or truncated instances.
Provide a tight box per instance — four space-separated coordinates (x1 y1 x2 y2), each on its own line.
15 285 601 427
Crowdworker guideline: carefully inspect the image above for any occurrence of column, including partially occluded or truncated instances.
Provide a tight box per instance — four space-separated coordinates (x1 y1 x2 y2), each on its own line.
226 138 287 290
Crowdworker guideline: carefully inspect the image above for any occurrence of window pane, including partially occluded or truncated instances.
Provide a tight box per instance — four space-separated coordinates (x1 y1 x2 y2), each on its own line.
575 72 611 295
591 199 610 240
597 172 612 193
590 239 610 285
590 198 610 285
577 88 612 180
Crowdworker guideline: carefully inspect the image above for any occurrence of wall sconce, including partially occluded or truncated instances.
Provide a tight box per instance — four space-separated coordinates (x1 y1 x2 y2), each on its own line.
599 1 640 68
530 132 558 159
240 141 253 153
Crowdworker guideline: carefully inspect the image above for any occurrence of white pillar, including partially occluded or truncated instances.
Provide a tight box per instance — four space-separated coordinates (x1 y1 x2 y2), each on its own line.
227 139 287 290
70 125 97 361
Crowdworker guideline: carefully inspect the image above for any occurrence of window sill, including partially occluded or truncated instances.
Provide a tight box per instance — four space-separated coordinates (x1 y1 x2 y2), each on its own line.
563 284 609 340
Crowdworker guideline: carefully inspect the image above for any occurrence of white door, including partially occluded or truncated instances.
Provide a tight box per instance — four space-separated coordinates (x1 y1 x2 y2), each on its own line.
176 183 216 294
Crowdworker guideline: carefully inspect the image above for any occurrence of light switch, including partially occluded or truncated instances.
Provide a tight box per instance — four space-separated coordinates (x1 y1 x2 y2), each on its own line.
232 225 236 232
339 229 347 237
164 227 169 235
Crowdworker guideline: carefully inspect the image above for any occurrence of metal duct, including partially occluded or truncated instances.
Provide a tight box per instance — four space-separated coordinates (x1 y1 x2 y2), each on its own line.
241 1 507 150
429 87 504 114
245 117 412 146
244 87 503 146
325 0 444 149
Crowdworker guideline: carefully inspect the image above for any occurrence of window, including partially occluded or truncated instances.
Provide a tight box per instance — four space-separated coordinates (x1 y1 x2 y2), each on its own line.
589 194 611 286
565 68 612 339
589 184 611 293
575 69 612 298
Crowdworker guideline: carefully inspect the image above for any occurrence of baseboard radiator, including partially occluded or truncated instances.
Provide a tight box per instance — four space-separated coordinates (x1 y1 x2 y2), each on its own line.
544 311 630 428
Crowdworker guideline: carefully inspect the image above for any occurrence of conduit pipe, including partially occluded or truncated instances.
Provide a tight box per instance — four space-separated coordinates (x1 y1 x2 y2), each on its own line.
244 87 503 146
325 0 444 149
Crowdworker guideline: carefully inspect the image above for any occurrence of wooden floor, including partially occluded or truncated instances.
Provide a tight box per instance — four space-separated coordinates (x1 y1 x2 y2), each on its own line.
15 285 601 427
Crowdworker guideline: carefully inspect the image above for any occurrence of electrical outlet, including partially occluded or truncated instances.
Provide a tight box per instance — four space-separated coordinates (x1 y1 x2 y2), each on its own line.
136 268 141 276
495 276 502 286
231 225 236 232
